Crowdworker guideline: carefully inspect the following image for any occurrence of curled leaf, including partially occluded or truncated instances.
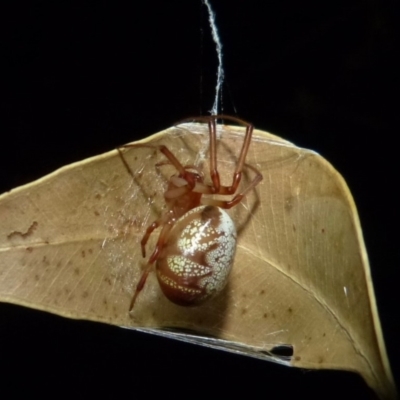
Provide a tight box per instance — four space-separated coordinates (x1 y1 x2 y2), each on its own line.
0 122 395 399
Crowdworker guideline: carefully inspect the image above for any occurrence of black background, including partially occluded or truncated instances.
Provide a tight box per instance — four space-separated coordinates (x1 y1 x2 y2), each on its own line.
1 1 398 398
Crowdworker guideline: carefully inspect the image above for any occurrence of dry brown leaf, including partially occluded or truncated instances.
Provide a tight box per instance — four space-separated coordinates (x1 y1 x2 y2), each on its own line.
0 122 395 399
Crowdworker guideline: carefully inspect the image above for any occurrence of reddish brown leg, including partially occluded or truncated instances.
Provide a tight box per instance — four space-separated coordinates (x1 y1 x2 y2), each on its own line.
208 117 220 192
140 207 180 258
130 221 173 310
129 262 153 310
200 164 263 209
119 144 187 175
140 220 160 258
119 143 200 193
117 147 135 178
177 115 254 195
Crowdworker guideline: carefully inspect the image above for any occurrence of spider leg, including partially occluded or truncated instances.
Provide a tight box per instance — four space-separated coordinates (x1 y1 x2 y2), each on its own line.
129 262 153 310
208 117 220 192
130 221 173 310
176 115 254 195
199 164 263 209
140 220 160 258
175 115 220 192
119 144 187 175
140 206 179 257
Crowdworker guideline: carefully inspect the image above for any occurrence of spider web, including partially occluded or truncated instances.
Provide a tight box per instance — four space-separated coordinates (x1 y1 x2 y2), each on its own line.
202 0 224 116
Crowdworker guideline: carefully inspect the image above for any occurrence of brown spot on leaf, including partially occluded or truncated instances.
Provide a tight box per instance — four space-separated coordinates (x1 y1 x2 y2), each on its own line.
285 196 293 213
94 210 100 216
7 221 38 240
26 247 33 252
81 250 86 258
74 267 80 275
82 291 89 299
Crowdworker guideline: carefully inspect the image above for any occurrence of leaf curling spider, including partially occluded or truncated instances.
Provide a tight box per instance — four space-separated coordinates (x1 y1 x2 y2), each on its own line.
118 115 263 311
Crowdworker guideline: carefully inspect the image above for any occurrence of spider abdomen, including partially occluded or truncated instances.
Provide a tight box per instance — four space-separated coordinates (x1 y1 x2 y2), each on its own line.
156 205 237 306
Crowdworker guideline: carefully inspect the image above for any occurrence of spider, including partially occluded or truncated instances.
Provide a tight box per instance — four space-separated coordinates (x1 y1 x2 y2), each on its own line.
118 115 263 310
